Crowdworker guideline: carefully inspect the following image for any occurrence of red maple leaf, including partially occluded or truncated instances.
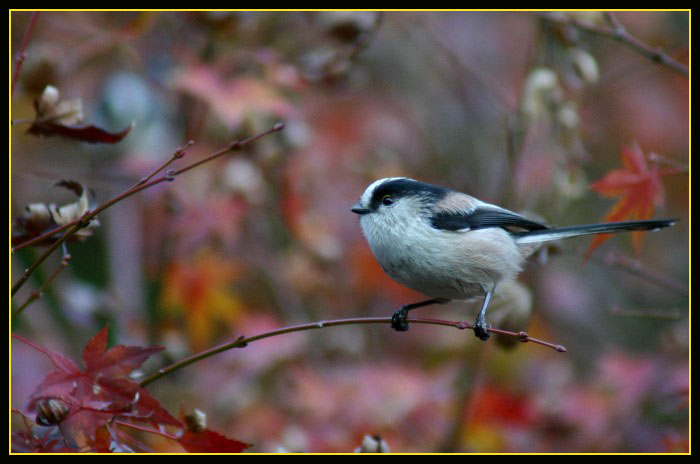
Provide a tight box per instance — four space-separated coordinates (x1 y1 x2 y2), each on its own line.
177 428 250 453
17 327 181 446
11 410 81 453
175 407 250 453
587 142 677 257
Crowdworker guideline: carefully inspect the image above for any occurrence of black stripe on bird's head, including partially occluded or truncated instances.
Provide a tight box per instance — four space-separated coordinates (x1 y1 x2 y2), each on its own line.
367 178 449 211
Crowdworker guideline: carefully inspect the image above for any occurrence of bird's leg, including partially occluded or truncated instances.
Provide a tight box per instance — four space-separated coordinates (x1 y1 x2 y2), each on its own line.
391 299 445 332
473 289 493 341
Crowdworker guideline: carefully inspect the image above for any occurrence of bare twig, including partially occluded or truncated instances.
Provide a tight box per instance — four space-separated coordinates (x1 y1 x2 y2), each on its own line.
12 141 191 254
12 251 72 320
591 250 689 296
11 11 40 97
138 316 566 387
131 140 193 189
610 304 682 320
647 152 689 173
541 12 689 78
13 216 85 253
11 123 285 297
11 222 83 297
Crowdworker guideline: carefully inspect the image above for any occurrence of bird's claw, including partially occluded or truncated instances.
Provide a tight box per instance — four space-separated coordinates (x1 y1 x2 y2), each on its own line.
474 317 491 341
391 307 409 332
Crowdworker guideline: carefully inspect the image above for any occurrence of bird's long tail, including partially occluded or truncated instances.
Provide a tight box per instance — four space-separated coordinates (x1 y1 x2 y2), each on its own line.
512 219 677 244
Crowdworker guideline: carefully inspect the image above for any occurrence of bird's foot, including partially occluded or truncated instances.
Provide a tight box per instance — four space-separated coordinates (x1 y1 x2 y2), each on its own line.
391 307 410 332
474 317 491 341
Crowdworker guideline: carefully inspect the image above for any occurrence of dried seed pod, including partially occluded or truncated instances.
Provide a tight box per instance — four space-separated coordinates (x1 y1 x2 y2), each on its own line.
354 434 390 453
183 408 207 433
35 398 70 426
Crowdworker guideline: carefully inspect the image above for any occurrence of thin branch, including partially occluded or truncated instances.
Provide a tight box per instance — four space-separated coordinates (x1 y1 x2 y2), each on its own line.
591 250 689 296
647 152 689 173
11 123 285 297
541 12 688 78
13 217 82 253
12 223 82 296
131 140 193 189
138 316 567 388
12 140 184 253
11 12 40 97
610 304 682 320
12 251 72 320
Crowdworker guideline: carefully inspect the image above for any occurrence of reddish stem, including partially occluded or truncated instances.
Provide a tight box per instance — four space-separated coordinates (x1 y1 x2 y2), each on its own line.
139 315 566 387
11 123 285 295
11 12 40 97
542 12 688 77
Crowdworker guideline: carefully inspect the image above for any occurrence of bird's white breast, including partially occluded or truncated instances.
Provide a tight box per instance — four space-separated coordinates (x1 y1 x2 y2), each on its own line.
359 207 525 301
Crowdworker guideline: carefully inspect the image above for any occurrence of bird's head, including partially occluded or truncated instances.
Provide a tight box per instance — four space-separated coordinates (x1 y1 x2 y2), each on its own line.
351 177 450 229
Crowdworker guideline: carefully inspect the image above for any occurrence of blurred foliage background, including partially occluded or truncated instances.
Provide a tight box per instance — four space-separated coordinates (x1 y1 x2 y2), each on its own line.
11 11 688 452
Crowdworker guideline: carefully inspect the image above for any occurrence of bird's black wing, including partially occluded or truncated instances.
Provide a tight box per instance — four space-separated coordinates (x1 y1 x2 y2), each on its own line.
430 208 548 233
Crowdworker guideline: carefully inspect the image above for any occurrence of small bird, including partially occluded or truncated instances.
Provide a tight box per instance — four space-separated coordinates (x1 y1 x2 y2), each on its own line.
351 177 677 340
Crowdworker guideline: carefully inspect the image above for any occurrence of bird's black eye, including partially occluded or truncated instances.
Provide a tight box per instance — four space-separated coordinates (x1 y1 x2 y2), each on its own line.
382 195 394 206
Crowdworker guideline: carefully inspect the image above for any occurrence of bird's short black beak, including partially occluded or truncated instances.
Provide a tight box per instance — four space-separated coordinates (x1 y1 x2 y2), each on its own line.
351 204 371 215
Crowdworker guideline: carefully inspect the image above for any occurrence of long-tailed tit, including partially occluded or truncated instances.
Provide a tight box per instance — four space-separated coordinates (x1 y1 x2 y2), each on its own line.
351 177 677 340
